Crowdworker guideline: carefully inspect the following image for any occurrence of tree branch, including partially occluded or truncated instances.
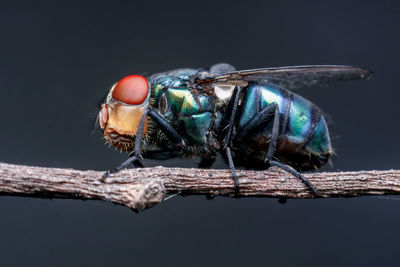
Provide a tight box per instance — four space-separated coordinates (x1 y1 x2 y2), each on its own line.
0 162 399 211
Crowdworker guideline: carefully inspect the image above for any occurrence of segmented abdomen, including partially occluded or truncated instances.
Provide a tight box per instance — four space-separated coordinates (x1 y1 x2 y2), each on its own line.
238 83 332 168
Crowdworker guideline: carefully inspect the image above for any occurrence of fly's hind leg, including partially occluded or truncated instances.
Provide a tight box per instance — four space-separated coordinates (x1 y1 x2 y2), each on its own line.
234 103 319 196
269 160 318 195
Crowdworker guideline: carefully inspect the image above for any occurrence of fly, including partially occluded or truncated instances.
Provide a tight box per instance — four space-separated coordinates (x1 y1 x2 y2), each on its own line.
97 63 372 196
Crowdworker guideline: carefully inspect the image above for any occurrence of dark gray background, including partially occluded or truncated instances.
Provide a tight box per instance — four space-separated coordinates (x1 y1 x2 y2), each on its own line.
0 0 399 266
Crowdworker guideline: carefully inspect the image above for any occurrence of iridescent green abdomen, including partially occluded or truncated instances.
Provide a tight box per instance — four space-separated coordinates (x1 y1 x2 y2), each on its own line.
238 83 332 170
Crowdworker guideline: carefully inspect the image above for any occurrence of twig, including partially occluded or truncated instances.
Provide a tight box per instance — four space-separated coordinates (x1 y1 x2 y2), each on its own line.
0 162 399 211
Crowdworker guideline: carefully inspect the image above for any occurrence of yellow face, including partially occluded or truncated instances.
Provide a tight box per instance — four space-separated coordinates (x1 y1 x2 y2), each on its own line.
98 75 149 152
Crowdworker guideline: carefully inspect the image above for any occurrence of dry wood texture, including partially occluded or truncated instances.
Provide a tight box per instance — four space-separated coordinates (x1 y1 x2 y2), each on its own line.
0 163 399 211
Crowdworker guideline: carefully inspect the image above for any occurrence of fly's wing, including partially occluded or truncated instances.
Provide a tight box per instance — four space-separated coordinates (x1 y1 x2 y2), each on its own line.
197 65 373 90
149 68 202 81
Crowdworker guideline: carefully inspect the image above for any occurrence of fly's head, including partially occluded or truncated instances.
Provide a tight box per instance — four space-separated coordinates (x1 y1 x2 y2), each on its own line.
98 75 150 152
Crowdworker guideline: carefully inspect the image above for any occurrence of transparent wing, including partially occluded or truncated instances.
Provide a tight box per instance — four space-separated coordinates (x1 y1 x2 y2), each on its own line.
198 65 373 90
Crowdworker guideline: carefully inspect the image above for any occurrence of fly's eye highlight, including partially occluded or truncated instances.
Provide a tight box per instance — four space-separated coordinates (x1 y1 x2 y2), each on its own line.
112 75 149 105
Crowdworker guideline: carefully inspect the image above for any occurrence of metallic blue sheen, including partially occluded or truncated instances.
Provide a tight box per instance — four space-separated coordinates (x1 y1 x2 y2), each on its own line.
181 112 213 144
238 82 331 155
239 83 287 127
305 116 332 153
260 85 286 114
287 95 312 144
239 83 258 127
150 73 215 144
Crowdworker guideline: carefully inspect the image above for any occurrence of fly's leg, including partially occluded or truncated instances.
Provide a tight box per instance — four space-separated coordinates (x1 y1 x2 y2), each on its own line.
220 85 242 197
133 107 148 157
103 107 186 180
264 104 280 164
269 160 318 195
234 103 279 146
148 107 192 199
148 107 186 147
102 154 140 179
102 110 148 180
226 147 239 197
234 103 319 196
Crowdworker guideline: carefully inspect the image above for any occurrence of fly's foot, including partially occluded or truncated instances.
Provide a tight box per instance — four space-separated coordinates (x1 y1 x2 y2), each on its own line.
102 170 111 181
101 168 118 182
263 158 271 169
301 175 319 196
101 155 141 183
269 160 319 197
225 147 240 198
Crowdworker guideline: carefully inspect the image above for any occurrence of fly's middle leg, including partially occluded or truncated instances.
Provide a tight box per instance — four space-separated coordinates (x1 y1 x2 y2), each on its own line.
220 85 242 197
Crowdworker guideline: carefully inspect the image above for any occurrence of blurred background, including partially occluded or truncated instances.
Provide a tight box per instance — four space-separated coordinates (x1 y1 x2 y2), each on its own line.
0 0 399 266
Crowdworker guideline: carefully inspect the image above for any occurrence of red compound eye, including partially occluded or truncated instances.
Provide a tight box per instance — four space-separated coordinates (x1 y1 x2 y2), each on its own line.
112 75 149 105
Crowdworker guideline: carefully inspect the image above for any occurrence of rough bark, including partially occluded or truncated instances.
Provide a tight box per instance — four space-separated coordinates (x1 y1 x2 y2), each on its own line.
0 163 399 211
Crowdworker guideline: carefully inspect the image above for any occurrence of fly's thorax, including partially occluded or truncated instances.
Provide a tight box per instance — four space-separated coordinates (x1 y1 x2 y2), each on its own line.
149 74 222 155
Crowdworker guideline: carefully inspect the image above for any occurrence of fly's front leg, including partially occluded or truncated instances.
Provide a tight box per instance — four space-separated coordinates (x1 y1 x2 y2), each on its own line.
102 154 140 179
102 110 148 180
103 107 186 180
234 103 319 196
